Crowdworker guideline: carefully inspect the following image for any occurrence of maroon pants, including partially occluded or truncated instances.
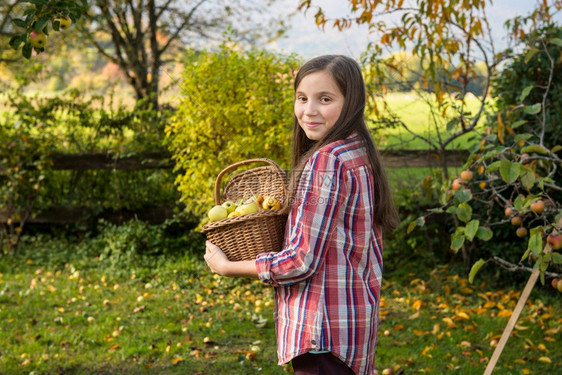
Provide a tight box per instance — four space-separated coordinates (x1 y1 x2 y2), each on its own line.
292 352 355 375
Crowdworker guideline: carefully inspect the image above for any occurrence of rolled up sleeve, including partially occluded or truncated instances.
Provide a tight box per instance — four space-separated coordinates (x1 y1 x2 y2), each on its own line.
256 150 346 286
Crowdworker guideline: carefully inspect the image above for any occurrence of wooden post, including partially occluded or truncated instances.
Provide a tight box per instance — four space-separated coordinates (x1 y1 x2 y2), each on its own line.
483 249 545 375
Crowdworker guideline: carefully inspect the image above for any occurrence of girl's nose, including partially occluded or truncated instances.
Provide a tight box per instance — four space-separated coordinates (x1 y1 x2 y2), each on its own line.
304 101 317 116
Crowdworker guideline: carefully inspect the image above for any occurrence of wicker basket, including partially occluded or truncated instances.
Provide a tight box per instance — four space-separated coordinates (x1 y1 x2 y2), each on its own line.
201 158 289 261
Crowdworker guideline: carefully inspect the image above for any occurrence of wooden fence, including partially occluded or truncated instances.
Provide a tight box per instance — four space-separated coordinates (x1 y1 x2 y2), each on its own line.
1 149 469 224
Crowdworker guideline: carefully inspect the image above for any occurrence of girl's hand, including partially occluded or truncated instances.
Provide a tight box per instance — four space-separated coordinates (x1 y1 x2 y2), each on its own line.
204 241 230 276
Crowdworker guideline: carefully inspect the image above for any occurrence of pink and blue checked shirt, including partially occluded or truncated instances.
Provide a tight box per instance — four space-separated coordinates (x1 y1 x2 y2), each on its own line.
256 133 384 375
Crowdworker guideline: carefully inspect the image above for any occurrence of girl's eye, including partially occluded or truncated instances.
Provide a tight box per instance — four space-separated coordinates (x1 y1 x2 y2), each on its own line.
297 96 307 102
320 97 331 103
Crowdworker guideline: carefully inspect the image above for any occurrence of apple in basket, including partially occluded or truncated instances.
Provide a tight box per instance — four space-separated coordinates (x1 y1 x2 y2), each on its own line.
235 201 259 215
222 201 237 214
262 196 281 210
208 205 228 222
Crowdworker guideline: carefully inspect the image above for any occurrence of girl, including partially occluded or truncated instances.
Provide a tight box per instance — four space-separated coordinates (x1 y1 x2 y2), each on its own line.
204 55 398 375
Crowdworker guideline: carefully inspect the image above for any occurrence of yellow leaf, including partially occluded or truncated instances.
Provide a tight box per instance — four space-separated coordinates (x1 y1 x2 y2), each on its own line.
171 357 183 364
422 345 434 358
497 310 512 318
442 317 457 328
537 343 549 353
432 324 440 335
413 299 423 310
515 324 529 331
456 311 470 320
522 369 532 374
538 356 551 364
413 329 426 336
460 341 471 348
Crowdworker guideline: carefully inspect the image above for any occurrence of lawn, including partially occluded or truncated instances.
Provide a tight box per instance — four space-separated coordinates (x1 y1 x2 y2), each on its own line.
0 232 560 374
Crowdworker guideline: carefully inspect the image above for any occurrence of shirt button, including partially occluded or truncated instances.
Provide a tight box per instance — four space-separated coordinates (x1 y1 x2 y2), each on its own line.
311 340 316 345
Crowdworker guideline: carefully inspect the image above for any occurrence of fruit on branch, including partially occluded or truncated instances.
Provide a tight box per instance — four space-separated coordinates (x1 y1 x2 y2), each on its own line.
510 215 523 226
504 206 514 217
530 200 545 214
56 17 72 30
29 31 46 48
460 170 473 181
547 233 562 250
516 227 528 238
452 178 463 191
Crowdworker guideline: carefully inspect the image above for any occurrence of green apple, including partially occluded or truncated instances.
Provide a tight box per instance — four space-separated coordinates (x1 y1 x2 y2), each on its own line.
222 201 236 214
235 201 259 215
29 31 47 48
208 205 228 222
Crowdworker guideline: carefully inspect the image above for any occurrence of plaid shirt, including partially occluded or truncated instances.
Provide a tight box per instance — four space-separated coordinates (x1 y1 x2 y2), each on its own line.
256 133 383 375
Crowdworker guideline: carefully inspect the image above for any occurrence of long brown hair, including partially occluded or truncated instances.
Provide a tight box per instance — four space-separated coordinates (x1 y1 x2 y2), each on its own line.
290 55 399 232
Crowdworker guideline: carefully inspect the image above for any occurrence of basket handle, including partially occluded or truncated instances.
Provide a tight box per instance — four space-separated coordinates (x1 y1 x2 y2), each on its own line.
214 158 287 205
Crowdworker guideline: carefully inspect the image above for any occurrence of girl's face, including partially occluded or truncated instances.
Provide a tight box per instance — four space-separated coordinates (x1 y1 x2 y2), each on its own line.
294 70 344 141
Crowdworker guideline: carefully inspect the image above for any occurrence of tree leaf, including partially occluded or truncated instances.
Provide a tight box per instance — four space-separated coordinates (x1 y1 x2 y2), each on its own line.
510 120 527 129
520 169 536 190
500 160 521 183
454 189 472 204
528 232 543 257
551 38 562 47
519 85 533 102
524 103 541 115
476 227 493 241
451 230 465 252
468 259 486 284
456 202 472 223
552 252 562 264
465 220 479 241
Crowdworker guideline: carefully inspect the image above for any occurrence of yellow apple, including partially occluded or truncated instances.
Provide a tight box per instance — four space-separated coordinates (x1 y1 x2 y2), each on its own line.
208 205 228 222
235 201 259 215
262 196 281 210
56 16 72 30
227 211 241 218
29 31 47 48
222 201 236 214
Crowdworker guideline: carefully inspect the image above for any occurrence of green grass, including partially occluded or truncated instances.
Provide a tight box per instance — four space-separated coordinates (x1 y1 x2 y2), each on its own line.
0 233 560 374
371 92 487 150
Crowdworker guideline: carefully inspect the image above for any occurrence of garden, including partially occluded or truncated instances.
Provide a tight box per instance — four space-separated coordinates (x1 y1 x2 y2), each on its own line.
1 0 561 374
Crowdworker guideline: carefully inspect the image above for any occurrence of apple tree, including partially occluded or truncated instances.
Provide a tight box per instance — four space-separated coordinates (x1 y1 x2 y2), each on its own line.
4 0 87 59
165 45 299 217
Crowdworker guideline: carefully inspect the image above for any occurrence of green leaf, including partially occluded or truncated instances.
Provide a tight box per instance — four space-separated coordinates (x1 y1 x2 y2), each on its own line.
520 85 533 102
465 220 479 241
524 103 541 115
485 161 501 173
34 18 49 32
476 227 493 241
22 42 32 59
451 230 465 252
500 160 521 183
552 145 562 153
454 189 472 204
524 48 539 64
520 169 536 190
12 18 26 28
514 194 526 211
521 144 548 154
468 259 486 284
552 252 562 264
456 202 472 223
520 248 531 262
552 38 562 47
510 120 527 129
528 232 543 257
514 133 533 143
